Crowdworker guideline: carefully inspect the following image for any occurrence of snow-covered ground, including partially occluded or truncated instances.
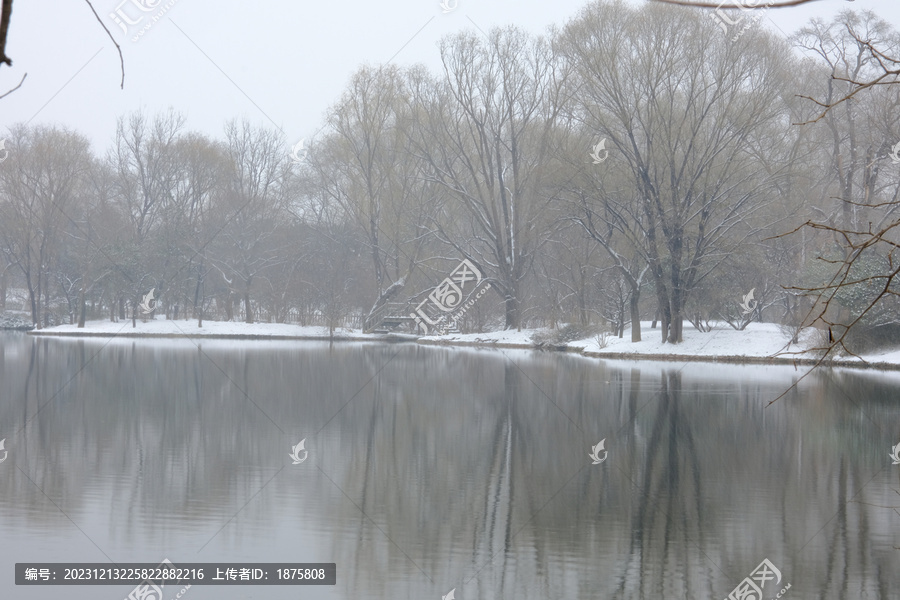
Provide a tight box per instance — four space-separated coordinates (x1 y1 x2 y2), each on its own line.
421 321 803 354
421 321 900 369
27 317 366 339
25 318 900 369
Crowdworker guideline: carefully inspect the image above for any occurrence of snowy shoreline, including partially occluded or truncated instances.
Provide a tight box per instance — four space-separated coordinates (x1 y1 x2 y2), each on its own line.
21 318 900 371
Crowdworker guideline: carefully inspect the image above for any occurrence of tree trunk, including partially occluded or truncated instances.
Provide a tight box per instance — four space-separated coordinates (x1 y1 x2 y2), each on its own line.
77 285 86 328
630 292 641 342
502 278 521 330
0 266 6 311
244 290 253 323
224 294 233 321
119 296 126 319
668 306 683 343
578 291 587 327
27 280 39 328
504 293 520 330
42 275 50 328
656 291 670 343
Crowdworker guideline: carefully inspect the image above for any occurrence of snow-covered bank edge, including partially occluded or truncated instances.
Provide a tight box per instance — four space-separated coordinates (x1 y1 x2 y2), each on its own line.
416 337 900 371
417 321 900 371
25 320 900 371
24 320 417 344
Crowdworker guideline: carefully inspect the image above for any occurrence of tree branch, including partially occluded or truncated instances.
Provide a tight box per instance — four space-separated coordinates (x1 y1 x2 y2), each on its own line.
84 0 124 89
0 69 23 99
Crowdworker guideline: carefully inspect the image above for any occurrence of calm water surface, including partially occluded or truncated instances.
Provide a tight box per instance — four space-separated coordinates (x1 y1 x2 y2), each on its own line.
0 331 899 599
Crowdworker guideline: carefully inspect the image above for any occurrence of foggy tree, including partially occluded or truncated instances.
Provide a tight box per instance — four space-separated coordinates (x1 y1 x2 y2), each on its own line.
108 109 188 322
0 125 91 327
532 221 607 328
164 132 228 324
558 0 796 342
784 10 900 355
412 26 571 330
310 65 439 325
66 158 124 327
112 110 185 241
208 120 290 323
648 1 900 129
560 136 650 342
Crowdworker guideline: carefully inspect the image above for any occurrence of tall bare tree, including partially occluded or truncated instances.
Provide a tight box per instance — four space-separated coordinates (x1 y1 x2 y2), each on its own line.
0 125 91 327
558 0 795 342
208 120 290 323
412 27 571 329
309 65 439 324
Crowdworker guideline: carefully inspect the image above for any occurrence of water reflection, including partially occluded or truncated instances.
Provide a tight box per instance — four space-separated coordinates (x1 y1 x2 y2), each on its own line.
0 332 898 599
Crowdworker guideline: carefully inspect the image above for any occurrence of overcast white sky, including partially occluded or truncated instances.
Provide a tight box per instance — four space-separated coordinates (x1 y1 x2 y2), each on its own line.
2 0 899 154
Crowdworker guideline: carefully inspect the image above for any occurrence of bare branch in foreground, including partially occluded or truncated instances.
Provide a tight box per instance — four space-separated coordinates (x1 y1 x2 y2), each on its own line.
0 69 24 99
84 0 124 89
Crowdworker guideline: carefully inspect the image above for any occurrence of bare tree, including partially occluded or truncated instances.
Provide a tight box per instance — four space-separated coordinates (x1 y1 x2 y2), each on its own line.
0 125 91 327
208 120 290 323
412 27 571 329
558 0 795 342
308 65 439 326
650 1 900 123
774 11 900 358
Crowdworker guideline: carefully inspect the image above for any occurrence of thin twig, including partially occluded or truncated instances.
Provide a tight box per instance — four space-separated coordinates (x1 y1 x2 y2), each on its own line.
0 69 24 99
84 0 124 89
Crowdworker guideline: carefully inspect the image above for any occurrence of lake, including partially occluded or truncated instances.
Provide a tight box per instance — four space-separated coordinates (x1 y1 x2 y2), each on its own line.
1 331 898 599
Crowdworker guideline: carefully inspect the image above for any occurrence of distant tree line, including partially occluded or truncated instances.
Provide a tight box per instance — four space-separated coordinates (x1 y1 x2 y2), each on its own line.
1 2 898 349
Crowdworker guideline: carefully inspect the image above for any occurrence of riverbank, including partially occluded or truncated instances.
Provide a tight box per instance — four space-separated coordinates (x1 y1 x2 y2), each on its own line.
22 319 390 342
23 318 900 370
420 322 900 370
